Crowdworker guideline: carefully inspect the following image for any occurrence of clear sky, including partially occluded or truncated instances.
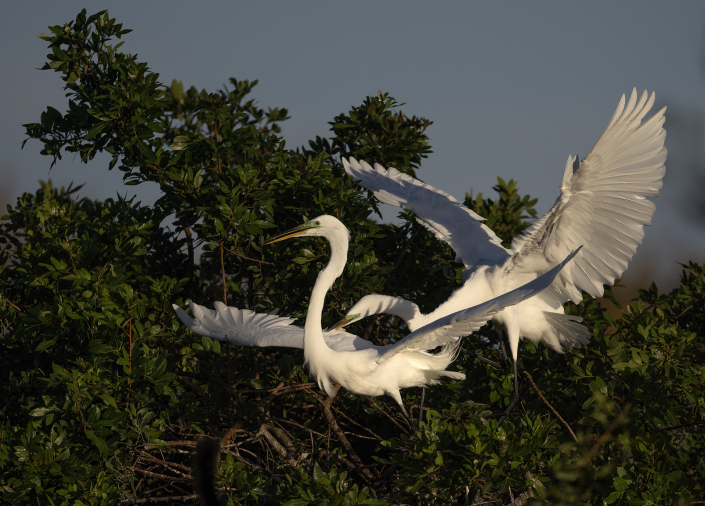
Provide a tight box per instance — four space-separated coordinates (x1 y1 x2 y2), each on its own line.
2 1 704 291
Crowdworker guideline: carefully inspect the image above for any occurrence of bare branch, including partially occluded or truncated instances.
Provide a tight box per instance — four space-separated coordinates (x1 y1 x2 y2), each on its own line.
138 455 192 474
220 242 227 304
131 466 191 482
223 245 275 266
257 424 298 468
1 295 21 312
364 396 410 436
523 371 577 443
315 388 376 483
331 405 383 441
650 421 705 433
119 494 199 504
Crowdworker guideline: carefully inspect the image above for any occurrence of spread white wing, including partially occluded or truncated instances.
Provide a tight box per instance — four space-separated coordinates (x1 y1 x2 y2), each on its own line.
172 301 379 352
509 89 667 303
377 248 580 363
343 157 510 268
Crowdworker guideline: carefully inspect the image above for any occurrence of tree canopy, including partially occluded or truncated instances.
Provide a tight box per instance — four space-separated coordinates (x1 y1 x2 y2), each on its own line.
1 9 703 506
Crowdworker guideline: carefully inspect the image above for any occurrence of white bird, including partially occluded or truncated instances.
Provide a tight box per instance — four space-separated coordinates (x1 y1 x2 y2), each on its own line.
341 89 667 414
174 214 579 425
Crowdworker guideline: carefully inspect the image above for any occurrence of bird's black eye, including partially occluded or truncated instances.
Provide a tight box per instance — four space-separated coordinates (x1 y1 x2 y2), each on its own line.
315 220 320 225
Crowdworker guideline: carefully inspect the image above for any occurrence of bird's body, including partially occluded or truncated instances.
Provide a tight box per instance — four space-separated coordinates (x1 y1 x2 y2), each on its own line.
341 89 667 411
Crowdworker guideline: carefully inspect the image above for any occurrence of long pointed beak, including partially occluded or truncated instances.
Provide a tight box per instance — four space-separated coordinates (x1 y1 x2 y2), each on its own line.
265 224 308 245
327 313 360 331
328 318 349 331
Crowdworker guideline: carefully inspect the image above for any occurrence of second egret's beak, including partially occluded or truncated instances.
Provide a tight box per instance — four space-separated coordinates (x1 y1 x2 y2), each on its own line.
328 313 361 331
265 224 309 245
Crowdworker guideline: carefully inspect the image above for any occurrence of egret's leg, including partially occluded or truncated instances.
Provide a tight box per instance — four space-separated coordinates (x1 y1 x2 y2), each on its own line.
499 338 509 366
418 388 426 424
323 383 341 409
390 391 417 432
398 402 417 432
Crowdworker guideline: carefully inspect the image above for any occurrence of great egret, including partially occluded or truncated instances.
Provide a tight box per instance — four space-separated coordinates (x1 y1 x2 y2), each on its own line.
340 89 666 415
174 215 579 425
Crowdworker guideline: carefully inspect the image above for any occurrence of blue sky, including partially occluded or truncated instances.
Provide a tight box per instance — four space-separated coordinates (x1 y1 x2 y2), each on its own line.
2 1 704 290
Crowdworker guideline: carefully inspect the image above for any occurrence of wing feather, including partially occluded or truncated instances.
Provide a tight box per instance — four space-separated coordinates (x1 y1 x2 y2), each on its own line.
509 89 666 302
377 248 580 363
343 157 511 268
173 302 380 352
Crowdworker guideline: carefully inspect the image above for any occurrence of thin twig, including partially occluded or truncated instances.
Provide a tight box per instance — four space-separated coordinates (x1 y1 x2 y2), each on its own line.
650 421 705 433
221 419 245 444
225 449 264 471
523 371 577 443
385 225 421 292
331 405 383 441
274 417 327 438
137 455 192 474
364 396 410 436
257 425 298 468
1 295 21 312
178 376 207 395
184 226 194 272
220 243 227 304
483 412 522 419
315 389 376 483
131 467 191 482
258 382 312 406
142 441 196 450
238 382 316 396
223 245 275 266
119 494 199 504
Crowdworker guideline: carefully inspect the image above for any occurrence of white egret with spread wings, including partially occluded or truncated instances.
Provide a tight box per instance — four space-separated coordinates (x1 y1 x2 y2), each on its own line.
339 89 667 416
174 215 578 425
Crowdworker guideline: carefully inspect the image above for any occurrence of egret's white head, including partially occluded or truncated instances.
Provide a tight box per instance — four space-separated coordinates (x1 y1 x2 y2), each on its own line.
265 214 350 244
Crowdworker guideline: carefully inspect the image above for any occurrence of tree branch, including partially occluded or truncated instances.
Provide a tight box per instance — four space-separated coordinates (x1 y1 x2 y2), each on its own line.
523 371 577 443
314 388 376 483
223 245 275 266
650 421 705 433
119 494 199 504
220 242 227 304
364 396 410 436
1 295 21 312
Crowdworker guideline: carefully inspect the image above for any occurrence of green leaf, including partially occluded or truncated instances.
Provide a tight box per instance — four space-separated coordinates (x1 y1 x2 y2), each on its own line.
35 339 56 351
29 407 53 417
98 394 118 409
86 430 110 454
85 121 109 140
169 135 190 151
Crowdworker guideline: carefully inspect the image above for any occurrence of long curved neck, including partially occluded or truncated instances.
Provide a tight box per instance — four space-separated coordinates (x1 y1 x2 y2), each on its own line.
379 297 422 332
304 233 349 358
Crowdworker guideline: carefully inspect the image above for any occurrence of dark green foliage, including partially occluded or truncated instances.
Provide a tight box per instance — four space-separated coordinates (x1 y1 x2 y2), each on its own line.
465 177 539 248
1 9 703 505
304 91 433 178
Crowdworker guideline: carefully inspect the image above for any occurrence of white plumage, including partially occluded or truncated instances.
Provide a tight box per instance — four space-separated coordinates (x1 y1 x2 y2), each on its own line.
174 215 578 422
342 89 666 413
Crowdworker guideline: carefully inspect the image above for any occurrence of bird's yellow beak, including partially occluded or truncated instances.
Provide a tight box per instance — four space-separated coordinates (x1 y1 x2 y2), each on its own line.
328 313 361 331
265 224 309 245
